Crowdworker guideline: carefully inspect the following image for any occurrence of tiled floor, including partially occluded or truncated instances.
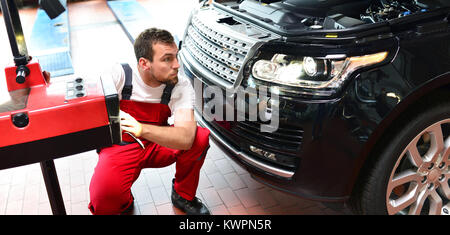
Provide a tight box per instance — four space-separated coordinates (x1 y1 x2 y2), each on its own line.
0 0 342 215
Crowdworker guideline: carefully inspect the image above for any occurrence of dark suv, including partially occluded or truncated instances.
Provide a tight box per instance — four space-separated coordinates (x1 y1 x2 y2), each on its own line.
179 0 450 215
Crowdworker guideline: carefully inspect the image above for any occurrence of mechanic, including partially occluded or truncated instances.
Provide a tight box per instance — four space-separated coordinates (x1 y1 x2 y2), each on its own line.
88 28 211 215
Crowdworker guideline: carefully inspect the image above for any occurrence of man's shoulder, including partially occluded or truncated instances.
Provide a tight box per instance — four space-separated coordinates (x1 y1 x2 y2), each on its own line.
101 62 138 93
114 62 134 73
168 71 195 111
111 62 140 82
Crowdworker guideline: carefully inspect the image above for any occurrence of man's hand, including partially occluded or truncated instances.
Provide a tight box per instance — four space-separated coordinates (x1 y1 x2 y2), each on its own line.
119 109 196 150
120 110 143 137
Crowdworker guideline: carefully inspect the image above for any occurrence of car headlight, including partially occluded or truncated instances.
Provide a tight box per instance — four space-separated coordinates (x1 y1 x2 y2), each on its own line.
251 52 388 89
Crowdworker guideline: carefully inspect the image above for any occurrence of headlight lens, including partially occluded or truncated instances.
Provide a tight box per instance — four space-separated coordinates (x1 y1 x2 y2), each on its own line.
251 52 388 89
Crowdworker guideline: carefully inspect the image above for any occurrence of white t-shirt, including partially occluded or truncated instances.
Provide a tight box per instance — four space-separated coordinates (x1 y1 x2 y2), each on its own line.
102 63 195 116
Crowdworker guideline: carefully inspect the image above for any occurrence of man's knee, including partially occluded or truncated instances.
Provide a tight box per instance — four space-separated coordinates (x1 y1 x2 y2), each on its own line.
193 126 210 153
89 187 133 215
89 174 133 215
178 127 210 162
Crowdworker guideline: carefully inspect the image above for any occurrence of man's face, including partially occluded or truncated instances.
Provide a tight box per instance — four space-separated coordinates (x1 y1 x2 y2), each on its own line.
147 42 180 85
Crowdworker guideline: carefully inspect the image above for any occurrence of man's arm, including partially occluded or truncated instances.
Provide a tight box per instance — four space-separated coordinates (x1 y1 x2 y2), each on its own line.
120 108 197 150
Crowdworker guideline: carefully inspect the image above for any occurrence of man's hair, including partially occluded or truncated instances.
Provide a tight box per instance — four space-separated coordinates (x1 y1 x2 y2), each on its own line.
134 28 174 62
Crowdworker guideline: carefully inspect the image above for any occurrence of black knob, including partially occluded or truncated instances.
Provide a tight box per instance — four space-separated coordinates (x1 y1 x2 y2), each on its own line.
12 112 29 128
75 77 83 83
16 70 26 84
16 65 30 84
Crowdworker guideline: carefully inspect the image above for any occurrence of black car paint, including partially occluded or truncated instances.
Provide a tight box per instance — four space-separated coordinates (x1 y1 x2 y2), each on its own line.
182 3 450 202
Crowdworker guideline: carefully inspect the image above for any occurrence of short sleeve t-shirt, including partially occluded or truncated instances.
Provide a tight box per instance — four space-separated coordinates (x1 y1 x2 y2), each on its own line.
102 63 195 116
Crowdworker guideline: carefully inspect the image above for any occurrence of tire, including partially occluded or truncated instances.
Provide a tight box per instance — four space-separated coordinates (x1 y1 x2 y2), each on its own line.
356 101 450 215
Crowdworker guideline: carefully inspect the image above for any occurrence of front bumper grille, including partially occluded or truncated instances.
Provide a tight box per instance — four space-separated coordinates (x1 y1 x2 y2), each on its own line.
232 120 303 154
231 120 303 169
194 111 295 178
184 14 253 85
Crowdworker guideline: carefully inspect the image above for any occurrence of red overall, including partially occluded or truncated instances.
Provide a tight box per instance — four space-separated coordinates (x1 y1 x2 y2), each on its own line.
88 81 210 215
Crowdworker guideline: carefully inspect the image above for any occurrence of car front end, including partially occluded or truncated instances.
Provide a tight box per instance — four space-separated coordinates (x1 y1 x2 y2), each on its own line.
179 0 450 205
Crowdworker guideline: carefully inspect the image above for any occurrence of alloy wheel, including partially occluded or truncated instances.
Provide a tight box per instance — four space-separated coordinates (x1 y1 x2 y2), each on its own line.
386 119 450 215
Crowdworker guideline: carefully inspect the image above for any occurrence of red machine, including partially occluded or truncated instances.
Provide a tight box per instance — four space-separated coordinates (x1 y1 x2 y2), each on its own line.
0 58 121 167
0 0 121 214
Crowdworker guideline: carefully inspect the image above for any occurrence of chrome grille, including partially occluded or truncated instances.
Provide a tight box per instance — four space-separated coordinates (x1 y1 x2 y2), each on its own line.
191 14 251 55
184 14 255 85
232 121 303 155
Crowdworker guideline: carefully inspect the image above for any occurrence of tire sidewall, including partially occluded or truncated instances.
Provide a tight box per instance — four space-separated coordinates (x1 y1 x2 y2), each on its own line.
363 102 450 215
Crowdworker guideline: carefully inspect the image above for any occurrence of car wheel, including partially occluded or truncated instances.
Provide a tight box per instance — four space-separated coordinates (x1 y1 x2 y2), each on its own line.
358 101 450 215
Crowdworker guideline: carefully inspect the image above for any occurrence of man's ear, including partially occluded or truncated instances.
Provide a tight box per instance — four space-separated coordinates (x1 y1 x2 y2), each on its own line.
138 57 150 71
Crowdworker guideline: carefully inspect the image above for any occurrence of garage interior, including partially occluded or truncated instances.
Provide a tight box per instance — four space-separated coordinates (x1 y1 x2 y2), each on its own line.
0 0 341 215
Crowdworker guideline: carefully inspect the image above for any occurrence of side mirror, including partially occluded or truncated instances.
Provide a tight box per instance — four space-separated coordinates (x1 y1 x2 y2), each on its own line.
39 0 65 19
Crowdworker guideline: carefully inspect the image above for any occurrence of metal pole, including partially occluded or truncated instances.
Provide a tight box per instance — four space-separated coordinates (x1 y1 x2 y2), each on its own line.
40 160 67 215
0 0 29 65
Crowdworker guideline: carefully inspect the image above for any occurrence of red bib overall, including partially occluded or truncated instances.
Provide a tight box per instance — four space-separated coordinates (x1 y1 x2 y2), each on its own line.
88 64 210 215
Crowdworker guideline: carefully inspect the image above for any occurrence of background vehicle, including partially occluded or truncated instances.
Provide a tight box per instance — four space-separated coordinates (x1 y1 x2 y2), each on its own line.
179 0 450 215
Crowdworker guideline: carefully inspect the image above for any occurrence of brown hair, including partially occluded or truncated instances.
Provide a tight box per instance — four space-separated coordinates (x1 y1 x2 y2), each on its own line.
134 28 174 62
